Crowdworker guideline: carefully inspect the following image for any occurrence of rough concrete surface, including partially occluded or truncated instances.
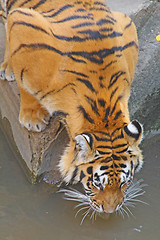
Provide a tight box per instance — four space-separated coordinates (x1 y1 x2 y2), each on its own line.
0 0 160 184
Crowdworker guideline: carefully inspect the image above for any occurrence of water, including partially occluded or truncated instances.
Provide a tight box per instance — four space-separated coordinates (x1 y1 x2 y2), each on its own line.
0 123 160 240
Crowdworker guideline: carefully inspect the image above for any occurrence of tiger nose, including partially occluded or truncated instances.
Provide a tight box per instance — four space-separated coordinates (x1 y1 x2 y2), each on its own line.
102 205 115 214
104 209 114 214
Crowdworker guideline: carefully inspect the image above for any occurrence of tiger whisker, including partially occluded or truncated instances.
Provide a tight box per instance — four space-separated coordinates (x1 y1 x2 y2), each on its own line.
124 205 135 218
117 179 148 219
90 209 96 224
62 197 86 202
75 202 90 209
80 207 92 225
125 198 148 205
118 207 124 219
75 206 90 218
123 202 135 208
123 205 135 218
125 190 145 199
120 206 130 218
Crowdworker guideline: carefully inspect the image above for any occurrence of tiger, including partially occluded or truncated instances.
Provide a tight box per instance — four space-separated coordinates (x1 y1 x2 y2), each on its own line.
0 0 143 214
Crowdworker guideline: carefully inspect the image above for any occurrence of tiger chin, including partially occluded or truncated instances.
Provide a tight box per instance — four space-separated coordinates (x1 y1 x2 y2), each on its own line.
0 0 143 214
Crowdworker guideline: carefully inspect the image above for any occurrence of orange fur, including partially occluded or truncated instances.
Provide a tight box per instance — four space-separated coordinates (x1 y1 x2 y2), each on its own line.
0 0 143 214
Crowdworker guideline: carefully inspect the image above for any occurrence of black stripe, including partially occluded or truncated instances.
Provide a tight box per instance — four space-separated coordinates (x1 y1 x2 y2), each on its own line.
52 14 93 24
45 4 73 18
85 95 100 116
76 8 87 12
19 0 33 7
98 99 106 107
11 21 50 35
87 166 93 174
113 143 128 149
112 133 124 142
103 107 110 122
12 43 63 56
96 150 111 155
114 110 122 120
52 111 68 119
40 90 55 100
115 147 128 154
110 95 122 115
96 18 114 26
88 7 108 12
78 105 94 124
100 165 109 170
71 166 78 183
110 87 118 101
7 0 19 12
97 145 112 150
80 170 86 181
111 127 122 137
93 134 110 142
32 0 46 9
135 159 140 172
9 9 33 16
72 43 138 65
100 27 113 32
95 131 110 137
20 68 25 82
41 8 55 14
124 19 133 30
131 160 134 170
121 155 127 161
40 83 76 100
12 43 85 65
72 22 94 29
77 78 96 92
123 41 138 51
109 71 126 89
101 157 112 163
116 54 122 58
82 133 93 149
52 30 122 42
94 1 107 7
55 83 76 94
98 143 128 150
60 69 88 78
101 60 117 71
78 30 122 39
12 42 137 66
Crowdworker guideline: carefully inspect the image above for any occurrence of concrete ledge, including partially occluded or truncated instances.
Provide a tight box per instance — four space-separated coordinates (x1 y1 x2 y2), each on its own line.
0 79 69 183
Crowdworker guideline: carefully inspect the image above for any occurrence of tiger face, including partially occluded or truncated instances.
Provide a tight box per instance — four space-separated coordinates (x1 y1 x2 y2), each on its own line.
59 120 143 213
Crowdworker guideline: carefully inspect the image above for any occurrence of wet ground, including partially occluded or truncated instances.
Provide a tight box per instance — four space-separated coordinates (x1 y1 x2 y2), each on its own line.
0 122 160 240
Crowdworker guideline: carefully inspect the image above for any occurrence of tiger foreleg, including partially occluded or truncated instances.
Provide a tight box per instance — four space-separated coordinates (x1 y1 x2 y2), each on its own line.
0 23 15 81
18 87 51 132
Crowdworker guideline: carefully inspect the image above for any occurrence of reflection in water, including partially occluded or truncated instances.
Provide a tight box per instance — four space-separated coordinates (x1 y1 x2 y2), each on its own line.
0 126 160 240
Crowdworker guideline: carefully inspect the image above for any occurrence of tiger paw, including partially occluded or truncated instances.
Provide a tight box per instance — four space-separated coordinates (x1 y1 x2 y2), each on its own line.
19 105 51 132
0 67 15 81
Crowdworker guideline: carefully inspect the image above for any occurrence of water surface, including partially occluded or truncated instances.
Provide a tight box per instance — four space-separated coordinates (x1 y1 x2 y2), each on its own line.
0 126 160 240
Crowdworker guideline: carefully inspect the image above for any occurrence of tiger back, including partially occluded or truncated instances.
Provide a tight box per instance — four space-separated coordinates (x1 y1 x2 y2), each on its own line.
0 0 143 214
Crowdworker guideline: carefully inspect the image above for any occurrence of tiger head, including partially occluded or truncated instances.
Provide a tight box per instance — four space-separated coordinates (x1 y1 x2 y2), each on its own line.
59 120 143 214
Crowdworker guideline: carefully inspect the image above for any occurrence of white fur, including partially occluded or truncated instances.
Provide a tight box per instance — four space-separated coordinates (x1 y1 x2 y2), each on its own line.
82 134 90 144
127 122 139 134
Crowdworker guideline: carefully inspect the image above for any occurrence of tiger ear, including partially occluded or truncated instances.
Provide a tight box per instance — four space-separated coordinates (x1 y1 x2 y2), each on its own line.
123 120 143 145
75 134 92 164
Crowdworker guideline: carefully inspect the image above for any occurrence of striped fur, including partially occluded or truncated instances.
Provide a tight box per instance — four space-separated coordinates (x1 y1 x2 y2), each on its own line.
0 0 143 214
